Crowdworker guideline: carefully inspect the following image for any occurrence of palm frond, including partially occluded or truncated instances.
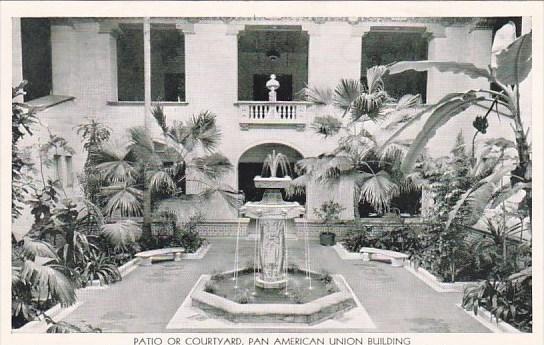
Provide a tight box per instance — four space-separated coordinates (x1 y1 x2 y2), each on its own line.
151 104 168 133
20 260 77 307
101 220 142 249
285 175 310 197
185 111 222 152
356 170 399 213
93 143 136 183
301 85 333 105
148 170 177 195
190 153 233 180
21 237 58 260
197 184 243 210
365 65 388 94
350 90 389 122
395 94 422 110
101 183 143 217
128 127 162 167
446 164 514 229
333 79 361 115
310 115 343 137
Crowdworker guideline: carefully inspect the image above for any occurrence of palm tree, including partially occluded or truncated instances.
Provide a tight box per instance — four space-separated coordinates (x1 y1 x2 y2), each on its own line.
289 66 424 216
93 106 236 242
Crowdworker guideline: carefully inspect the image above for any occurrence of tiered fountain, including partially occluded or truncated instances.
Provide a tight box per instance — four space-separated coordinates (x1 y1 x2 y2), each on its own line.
189 76 356 324
239 150 305 289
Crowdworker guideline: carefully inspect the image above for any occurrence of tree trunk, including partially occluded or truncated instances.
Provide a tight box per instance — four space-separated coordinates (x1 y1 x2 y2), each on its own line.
511 119 532 225
141 17 153 243
353 186 360 219
142 169 153 242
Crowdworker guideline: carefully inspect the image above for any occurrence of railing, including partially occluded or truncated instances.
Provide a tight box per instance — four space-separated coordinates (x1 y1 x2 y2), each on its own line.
236 101 311 130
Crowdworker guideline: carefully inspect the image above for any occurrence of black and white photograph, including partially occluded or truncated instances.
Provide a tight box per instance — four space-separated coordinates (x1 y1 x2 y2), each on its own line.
1 2 542 345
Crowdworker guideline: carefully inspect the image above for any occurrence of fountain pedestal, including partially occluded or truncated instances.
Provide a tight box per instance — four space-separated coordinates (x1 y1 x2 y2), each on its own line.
240 177 305 290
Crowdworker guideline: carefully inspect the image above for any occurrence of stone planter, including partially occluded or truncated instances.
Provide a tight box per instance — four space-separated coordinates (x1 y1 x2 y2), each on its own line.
319 232 336 246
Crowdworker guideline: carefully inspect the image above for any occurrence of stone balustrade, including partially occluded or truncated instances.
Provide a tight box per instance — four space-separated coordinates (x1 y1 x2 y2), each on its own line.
236 101 311 130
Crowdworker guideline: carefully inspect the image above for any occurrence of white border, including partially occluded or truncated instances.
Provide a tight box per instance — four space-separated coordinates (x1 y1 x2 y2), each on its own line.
1 2 543 345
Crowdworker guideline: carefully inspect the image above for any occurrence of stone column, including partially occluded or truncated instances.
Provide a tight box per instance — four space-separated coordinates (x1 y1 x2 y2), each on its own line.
183 21 241 195
304 21 362 88
50 19 77 96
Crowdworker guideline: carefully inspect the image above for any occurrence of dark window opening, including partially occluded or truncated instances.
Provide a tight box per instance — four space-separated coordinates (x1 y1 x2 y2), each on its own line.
238 29 308 101
117 24 185 102
361 31 428 103
358 190 422 217
21 18 52 101
490 17 523 92
238 162 305 205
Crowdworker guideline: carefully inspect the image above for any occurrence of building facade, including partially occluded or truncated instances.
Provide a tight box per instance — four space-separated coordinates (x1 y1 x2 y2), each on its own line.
11 17 530 235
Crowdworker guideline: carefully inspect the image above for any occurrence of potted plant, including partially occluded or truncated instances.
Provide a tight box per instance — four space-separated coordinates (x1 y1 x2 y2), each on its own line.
313 200 345 246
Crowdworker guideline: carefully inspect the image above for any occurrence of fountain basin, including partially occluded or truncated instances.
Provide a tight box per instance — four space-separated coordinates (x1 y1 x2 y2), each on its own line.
190 269 356 324
253 176 292 189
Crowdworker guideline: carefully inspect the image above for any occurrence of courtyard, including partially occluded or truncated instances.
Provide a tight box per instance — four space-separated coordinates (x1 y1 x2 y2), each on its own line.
62 239 488 333
8 13 534 338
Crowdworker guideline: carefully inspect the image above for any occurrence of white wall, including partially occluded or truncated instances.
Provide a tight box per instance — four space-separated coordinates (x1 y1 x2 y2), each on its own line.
13 18 510 225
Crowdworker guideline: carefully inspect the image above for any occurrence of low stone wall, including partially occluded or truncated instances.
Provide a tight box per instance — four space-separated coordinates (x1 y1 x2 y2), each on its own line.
194 218 428 238
195 219 250 237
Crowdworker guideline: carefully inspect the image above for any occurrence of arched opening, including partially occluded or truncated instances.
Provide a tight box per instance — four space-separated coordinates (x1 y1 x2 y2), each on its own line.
238 143 306 205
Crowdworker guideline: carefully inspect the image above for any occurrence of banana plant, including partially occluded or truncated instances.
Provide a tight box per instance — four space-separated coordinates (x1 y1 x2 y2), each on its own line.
383 22 532 223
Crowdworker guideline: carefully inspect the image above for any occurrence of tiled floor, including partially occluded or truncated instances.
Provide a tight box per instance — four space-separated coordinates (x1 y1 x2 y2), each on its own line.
63 238 489 333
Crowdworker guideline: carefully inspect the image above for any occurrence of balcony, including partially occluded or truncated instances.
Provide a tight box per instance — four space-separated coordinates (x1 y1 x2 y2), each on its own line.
236 101 311 131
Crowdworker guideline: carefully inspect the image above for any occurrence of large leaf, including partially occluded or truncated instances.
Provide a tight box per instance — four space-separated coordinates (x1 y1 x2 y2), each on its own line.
400 91 487 173
148 170 176 195
302 85 333 105
101 220 142 249
388 61 493 81
357 170 399 213
495 31 532 85
128 127 163 168
445 164 513 229
183 111 222 152
93 144 136 183
22 237 58 260
310 115 343 137
20 260 77 307
101 183 143 217
190 153 233 180
365 65 387 94
333 79 361 114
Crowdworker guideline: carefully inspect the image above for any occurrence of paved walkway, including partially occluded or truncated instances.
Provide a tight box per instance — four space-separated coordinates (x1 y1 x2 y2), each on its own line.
64 238 489 333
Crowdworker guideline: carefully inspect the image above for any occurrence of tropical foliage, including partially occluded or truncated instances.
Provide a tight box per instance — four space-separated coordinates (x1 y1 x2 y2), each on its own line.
92 105 238 246
290 65 425 215
383 22 532 226
12 81 38 220
463 268 532 332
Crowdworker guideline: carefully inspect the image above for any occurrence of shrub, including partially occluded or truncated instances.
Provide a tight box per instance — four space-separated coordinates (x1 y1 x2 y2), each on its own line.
342 228 373 253
462 268 532 332
313 200 345 234
162 213 205 253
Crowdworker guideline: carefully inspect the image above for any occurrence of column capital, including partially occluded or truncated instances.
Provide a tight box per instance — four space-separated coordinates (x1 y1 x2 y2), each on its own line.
425 23 447 39
98 21 121 38
351 24 371 37
175 22 196 34
301 22 322 37
225 23 244 36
